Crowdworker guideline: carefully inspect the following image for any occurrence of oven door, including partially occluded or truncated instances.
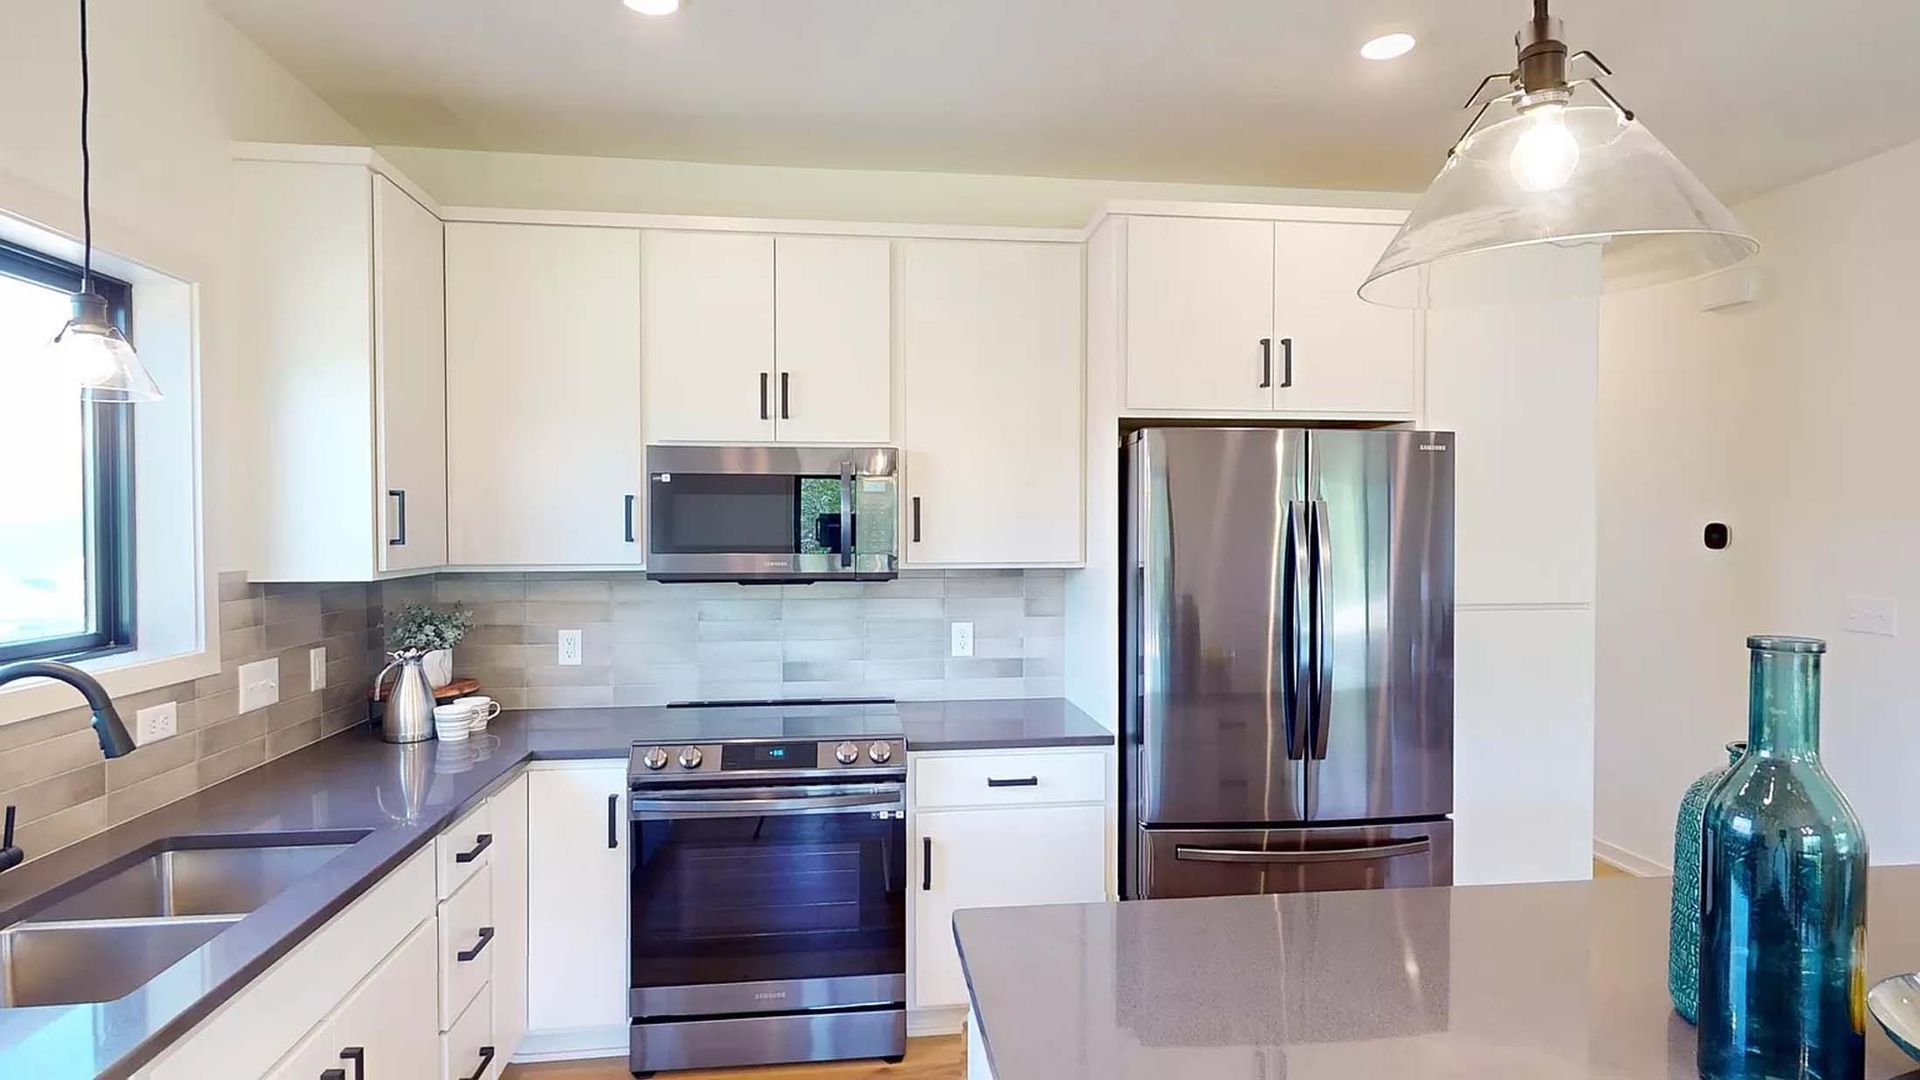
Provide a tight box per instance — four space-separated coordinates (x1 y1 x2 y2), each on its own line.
629 782 907 1019
645 445 899 582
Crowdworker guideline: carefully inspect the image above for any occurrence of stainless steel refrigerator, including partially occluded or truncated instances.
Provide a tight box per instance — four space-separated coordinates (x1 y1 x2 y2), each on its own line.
1122 428 1455 900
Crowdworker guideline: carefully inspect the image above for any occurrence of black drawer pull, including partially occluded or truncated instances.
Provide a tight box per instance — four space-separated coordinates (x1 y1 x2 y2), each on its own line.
458 925 495 963
454 833 492 864
460 1046 497 1080
322 1071 345 1080
921 836 932 891
607 793 619 848
987 776 1040 788
340 1047 364 1080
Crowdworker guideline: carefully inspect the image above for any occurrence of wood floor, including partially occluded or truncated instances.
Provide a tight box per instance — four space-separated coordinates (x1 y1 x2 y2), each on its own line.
503 1036 964 1080
1593 858 1634 879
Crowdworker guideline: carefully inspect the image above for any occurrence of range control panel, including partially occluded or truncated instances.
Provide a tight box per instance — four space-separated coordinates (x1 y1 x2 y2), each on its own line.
631 738 904 779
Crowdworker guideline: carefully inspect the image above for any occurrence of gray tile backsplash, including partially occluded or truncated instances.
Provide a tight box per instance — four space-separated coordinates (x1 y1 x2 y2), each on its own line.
378 569 1067 709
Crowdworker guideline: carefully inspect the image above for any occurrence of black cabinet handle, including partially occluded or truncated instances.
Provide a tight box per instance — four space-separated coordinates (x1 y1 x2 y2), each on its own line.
340 1047 364 1080
387 490 407 546
1279 336 1294 388
458 926 495 963
987 776 1040 788
454 833 492 864
607 793 619 849
1258 338 1273 388
624 494 637 543
910 497 922 544
459 1046 497 1080
759 372 770 420
921 836 932 891
780 371 791 419
322 1071 345 1080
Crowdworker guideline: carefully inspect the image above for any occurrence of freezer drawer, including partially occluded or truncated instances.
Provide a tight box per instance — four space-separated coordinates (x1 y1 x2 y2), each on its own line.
1133 820 1451 900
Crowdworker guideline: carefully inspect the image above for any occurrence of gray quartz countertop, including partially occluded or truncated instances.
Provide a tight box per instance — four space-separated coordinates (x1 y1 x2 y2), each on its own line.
0 698 1095 1079
956 872 1920 1080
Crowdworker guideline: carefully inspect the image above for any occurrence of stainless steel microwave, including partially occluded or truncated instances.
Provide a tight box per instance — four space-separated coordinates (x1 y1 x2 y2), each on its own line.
644 445 900 583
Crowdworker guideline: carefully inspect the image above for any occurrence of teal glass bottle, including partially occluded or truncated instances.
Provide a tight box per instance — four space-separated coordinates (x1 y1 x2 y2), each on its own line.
1698 636 1868 1080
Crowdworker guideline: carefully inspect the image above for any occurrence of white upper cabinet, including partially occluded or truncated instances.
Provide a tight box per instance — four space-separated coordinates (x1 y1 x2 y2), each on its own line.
641 231 776 443
772 236 893 444
1123 216 1275 413
899 240 1083 567
235 156 449 581
642 231 892 445
445 223 644 566
1119 211 1416 419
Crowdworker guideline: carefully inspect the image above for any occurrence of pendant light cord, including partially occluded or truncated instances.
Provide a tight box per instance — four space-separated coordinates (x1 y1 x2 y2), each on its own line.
78 0 92 294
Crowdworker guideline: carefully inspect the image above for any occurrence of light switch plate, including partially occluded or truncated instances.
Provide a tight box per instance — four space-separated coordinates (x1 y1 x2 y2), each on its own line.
134 702 177 746
1843 596 1899 637
309 647 327 692
238 658 280 713
558 628 583 666
950 621 975 658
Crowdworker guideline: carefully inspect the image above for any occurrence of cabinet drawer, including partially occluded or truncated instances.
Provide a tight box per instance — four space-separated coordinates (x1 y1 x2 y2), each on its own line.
913 751 1105 809
440 865 494 1029
437 801 494 899
442 981 499 1080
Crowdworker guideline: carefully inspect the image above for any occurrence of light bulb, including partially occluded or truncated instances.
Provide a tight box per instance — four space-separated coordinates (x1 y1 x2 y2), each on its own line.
44 292 163 401
1360 33 1416 61
1509 104 1581 193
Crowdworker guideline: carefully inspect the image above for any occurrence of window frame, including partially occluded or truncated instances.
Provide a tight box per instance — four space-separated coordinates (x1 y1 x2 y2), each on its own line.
0 238 136 665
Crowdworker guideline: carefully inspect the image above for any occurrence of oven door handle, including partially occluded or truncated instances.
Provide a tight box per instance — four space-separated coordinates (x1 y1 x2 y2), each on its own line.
631 791 905 818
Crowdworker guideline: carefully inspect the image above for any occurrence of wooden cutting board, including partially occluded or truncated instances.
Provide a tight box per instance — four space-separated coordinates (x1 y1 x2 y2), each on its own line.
370 676 479 703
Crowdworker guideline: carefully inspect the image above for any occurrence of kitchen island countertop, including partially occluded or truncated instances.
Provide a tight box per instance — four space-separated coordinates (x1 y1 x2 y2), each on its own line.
956 872 1920 1080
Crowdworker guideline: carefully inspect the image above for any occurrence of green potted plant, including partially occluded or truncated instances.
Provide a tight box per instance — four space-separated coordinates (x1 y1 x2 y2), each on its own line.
386 604 473 689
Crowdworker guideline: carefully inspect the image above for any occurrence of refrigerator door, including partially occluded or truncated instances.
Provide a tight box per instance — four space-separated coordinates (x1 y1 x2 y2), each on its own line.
1126 428 1310 831
1303 430 1454 822
1135 820 1453 899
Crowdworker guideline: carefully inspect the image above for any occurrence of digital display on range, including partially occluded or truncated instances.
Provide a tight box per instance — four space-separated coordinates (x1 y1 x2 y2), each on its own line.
722 741 819 770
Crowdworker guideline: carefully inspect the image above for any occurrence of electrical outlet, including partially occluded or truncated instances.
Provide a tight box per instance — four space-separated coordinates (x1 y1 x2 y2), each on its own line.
238 658 280 713
950 621 975 658
558 628 583 666
309 646 327 692
134 702 177 746
1843 596 1899 637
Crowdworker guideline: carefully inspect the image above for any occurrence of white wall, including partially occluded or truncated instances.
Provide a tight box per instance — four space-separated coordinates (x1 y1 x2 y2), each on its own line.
1596 136 1920 869
379 145 1411 229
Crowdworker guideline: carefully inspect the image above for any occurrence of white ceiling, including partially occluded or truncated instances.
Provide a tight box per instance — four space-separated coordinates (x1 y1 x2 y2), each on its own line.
210 0 1920 200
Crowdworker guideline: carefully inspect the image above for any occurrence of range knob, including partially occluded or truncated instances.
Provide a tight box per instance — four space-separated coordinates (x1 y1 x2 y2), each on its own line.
868 741 894 764
642 746 669 771
834 741 860 765
677 746 704 770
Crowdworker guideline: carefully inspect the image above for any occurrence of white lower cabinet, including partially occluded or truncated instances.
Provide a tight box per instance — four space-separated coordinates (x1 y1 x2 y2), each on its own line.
439 866 494 1030
266 917 442 1080
444 982 498 1080
526 762 630 1045
909 750 1109 1012
491 773 532 1069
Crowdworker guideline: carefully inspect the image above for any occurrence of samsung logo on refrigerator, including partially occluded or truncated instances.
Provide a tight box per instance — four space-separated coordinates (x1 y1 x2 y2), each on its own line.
1418 443 1449 452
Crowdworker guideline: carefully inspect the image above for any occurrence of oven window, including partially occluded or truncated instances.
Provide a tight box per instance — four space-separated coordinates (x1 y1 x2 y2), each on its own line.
648 474 853 556
631 809 905 989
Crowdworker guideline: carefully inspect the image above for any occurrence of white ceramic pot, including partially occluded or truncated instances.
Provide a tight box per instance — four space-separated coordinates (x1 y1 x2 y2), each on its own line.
423 648 454 689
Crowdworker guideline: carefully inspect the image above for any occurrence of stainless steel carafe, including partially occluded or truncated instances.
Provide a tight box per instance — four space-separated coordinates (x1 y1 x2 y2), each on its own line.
372 650 436 744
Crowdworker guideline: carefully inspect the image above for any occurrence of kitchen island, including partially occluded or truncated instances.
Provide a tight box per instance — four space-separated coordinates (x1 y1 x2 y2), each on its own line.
955 872 1920 1079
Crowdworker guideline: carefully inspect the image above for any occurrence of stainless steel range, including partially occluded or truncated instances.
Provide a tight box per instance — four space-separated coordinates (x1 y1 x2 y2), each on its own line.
626 699 907 1076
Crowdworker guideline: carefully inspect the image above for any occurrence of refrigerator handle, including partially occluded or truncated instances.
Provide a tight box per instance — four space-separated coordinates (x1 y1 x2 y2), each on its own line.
1174 837 1432 864
1310 498 1333 761
1284 500 1310 762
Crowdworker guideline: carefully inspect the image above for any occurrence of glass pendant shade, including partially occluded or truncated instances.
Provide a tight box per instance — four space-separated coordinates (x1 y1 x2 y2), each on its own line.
1361 106 1759 308
45 291 161 402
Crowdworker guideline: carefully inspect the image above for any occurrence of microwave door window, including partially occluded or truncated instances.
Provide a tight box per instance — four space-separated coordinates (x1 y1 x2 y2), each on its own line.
652 474 799 555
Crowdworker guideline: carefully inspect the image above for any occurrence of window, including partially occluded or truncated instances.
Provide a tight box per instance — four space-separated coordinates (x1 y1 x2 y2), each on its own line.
0 239 134 663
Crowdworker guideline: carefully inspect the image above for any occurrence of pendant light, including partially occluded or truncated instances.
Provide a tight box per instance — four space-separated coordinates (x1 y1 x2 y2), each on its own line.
44 0 162 401
1359 0 1758 309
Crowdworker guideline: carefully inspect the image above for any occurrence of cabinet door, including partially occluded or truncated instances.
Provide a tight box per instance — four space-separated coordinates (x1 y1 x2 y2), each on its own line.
374 175 448 571
900 240 1083 566
1271 220 1416 416
527 763 629 1034
911 804 1107 1009
491 773 531 1067
642 230 775 443
445 223 643 566
266 917 440 1080
1122 216 1274 412
773 235 892 444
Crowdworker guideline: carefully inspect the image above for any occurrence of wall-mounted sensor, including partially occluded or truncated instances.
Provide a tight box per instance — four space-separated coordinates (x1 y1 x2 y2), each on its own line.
1704 522 1731 550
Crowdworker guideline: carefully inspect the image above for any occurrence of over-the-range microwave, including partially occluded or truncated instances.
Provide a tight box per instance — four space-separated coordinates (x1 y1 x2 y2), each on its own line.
644 445 899 583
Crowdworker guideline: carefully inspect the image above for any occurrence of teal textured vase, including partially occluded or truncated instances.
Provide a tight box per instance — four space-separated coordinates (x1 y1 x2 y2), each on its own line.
1669 739 1746 1024
1698 636 1869 1080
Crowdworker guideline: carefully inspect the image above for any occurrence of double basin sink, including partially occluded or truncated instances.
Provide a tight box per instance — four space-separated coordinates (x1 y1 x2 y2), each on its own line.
0 833 367 1009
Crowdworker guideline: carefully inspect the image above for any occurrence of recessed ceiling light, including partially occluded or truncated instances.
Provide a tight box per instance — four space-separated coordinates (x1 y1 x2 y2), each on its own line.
624 0 680 14
1360 33 1417 61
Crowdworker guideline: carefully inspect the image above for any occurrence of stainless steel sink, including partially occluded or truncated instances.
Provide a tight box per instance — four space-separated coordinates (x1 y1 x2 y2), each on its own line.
0 834 363 1008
